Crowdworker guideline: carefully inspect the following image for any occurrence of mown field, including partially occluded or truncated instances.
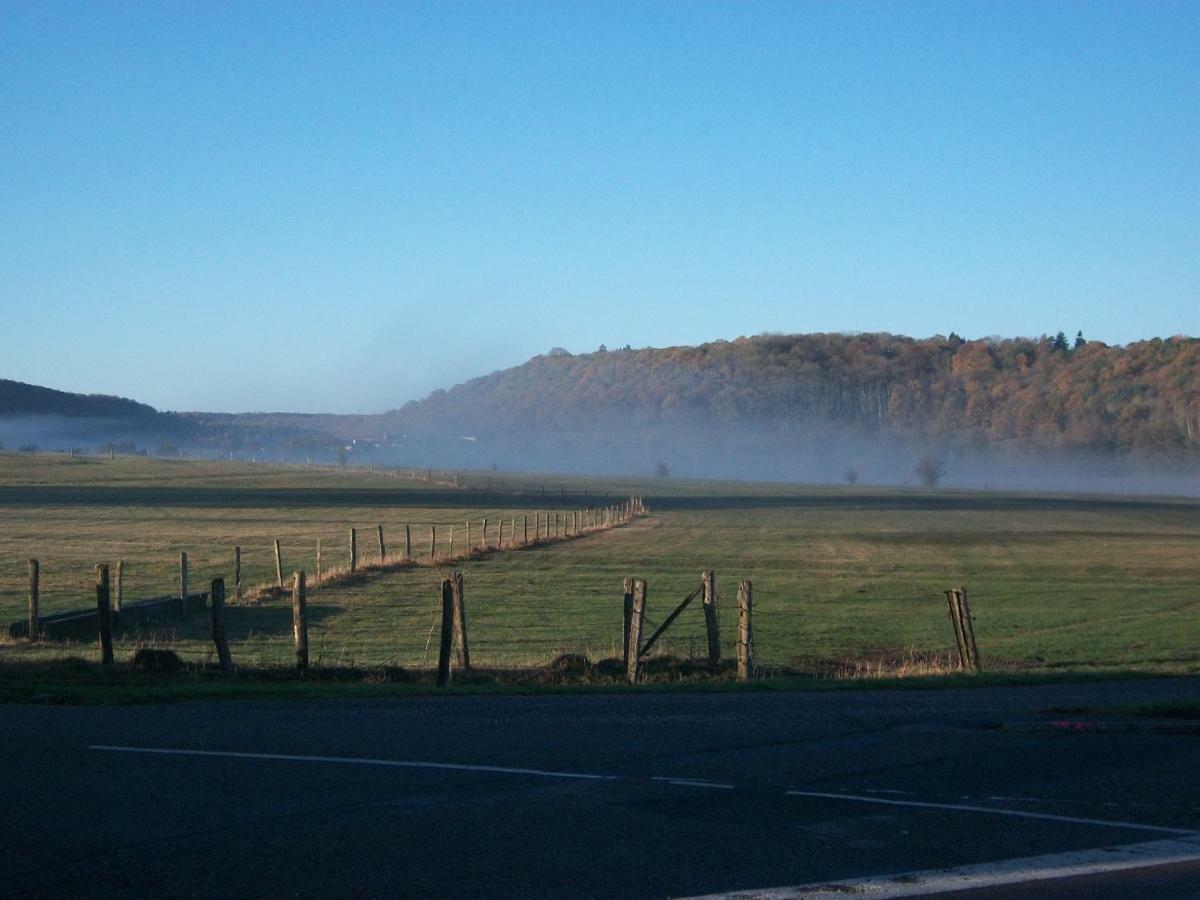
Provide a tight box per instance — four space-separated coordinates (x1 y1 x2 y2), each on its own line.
1 452 1198 679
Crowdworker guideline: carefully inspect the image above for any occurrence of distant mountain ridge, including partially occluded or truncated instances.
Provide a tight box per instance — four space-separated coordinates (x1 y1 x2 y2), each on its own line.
381 332 1200 457
0 378 158 420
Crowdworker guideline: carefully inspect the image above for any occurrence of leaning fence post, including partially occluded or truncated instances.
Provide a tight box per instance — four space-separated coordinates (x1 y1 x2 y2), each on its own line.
292 571 308 674
702 569 720 665
737 580 753 681
96 563 113 665
451 571 470 671
27 559 39 639
349 528 357 573
179 552 188 613
622 576 634 668
115 559 124 612
627 578 646 684
957 587 981 672
210 577 234 675
945 589 969 670
377 524 386 562
437 578 455 687
273 539 284 588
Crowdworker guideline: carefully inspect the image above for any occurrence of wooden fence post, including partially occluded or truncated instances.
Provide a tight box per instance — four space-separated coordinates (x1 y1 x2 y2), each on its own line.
292 571 308 674
114 559 124 612
315 540 321 580
627 578 646 684
451 571 470 671
622 577 634 668
234 546 242 602
179 552 188 613
377 524 386 562
273 539 284 588
437 578 454 687
497 518 504 549
702 569 720 665
430 525 437 561
481 517 487 550
465 520 472 553
958 587 981 672
737 580 753 681
27 558 39 639
510 517 516 546
448 524 456 557
945 589 969 670
96 564 113 665
405 524 412 560
210 577 234 676
523 515 528 544
349 528 357 572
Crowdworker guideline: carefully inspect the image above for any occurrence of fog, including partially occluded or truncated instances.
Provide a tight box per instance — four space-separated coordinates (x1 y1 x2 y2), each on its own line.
2 413 1195 499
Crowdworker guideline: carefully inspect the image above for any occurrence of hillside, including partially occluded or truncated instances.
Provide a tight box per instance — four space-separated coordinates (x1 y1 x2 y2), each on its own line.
0 378 158 420
383 333 1200 457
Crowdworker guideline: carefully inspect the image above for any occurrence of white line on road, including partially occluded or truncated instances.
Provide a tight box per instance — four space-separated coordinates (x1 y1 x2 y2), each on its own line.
89 745 619 782
651 777 736 790
683 834 1200 899
785 789 1198 836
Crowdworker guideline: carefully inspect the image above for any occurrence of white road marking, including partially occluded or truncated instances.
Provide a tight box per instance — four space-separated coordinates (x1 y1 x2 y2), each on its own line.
683 834 1200 899
652 777 736 790
785 789 1198 836
89 744 619 782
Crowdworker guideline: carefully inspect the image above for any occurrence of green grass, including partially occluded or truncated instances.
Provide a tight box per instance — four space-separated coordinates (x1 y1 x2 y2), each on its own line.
1 451 1198 689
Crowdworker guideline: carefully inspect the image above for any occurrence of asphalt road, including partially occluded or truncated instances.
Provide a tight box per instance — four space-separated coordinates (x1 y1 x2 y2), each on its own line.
1 678 1197 898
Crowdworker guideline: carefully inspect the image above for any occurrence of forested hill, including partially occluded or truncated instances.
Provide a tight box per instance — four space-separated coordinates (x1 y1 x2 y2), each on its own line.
0 378 158 420
384 333 1200 456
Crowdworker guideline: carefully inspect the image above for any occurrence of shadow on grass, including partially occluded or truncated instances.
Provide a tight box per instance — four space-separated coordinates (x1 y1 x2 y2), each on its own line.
0 649 1190 706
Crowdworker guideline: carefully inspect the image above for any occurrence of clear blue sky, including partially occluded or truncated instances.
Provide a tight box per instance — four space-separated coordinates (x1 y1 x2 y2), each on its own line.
2 1 1197 413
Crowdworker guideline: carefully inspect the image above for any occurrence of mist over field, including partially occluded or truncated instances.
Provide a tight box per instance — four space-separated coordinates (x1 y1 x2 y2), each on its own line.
3 332 1197 497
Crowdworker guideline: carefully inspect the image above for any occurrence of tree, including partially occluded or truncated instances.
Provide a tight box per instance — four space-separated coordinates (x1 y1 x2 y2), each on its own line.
844 467 859 485
1074 330 1087 350
914 455 945 488
654 460 671 478
1052 331 1069 352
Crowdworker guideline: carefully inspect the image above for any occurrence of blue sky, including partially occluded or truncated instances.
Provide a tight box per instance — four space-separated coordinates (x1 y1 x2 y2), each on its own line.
2 1 1196 413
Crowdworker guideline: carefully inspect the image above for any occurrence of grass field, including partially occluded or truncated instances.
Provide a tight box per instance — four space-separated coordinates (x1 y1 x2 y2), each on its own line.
1 452 1197 685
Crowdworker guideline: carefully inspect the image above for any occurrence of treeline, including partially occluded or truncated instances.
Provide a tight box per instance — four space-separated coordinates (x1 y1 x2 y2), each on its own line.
383 333 1200 456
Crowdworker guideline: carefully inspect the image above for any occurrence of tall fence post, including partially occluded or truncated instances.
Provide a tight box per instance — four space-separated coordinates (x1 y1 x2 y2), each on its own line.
114 559 124 612
448 524 456 557
27 559 39 639
958 587 981 672
377 525 386 562
292 571 308 674
315 539 321 580
465 520 472 554
627 578 646 684
451 571 470 671
481 517 488 550
430 525 437 561
737 580 753 681
273 539 284 588
523 515 528 544
437 578 454 687
702 569 720 665
96 563 113 665
179 552 188 613
405 524 412 560
622 577 634 668
349 528 357 573
234 546 242 602
211 577 234 676
940 588 969 672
